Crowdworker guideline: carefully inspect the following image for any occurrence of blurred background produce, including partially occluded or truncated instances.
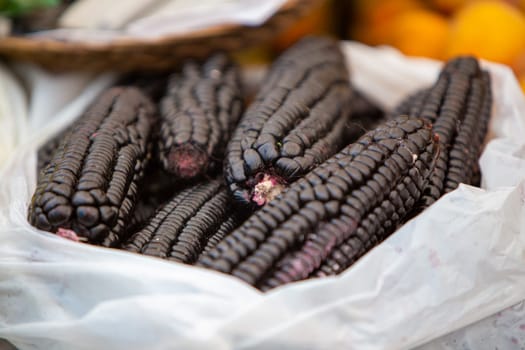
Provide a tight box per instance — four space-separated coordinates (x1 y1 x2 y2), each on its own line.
261 0 525 94
350 0 525 90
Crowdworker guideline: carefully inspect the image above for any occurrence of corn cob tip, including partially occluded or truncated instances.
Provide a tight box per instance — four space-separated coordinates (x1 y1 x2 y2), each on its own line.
167 144 208 179
251 174 286 206
56 227 80 242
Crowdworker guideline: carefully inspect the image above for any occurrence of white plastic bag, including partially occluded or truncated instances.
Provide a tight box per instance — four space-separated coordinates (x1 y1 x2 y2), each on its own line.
417 300 525 349
2 42 525 350
0 63 27 166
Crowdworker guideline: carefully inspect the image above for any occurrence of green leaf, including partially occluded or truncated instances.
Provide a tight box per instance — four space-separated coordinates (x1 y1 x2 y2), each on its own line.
0 0 60 17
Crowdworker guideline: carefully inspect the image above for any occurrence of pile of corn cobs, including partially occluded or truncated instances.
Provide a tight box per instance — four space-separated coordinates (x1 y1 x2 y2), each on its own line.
28 36 493 291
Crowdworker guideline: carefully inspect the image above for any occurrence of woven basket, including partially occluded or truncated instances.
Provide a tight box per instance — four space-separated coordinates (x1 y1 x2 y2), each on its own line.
0 0 323 72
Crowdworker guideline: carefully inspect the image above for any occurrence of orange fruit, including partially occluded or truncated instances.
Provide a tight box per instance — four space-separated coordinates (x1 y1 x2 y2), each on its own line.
272 1 331 51
511 50 525 74
430 0 469 13
446 1 525 65
390 9 449 59
511 50 525 95
505 0 522 8
352 0 422 45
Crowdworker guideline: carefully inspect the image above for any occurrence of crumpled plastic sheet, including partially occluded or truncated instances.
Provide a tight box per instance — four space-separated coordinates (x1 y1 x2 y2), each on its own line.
1 42 525 350
417 300 525 350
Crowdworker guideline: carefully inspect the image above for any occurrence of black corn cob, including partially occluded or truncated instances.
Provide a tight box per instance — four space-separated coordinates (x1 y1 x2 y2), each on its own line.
28 87 157 247
443 71 491 191
126 165 181 233
128 200 158 234
389 88 429 119
37 125 73 178
202 215 242 254
158 54 243 180
224 36 354 207
118 73 168 103
123 179 247 264
391 56 492 208
346 90 385 142
198 116 438 290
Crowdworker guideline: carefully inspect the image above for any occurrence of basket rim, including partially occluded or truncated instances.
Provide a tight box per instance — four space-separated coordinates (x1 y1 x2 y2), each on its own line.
0 0 301 53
